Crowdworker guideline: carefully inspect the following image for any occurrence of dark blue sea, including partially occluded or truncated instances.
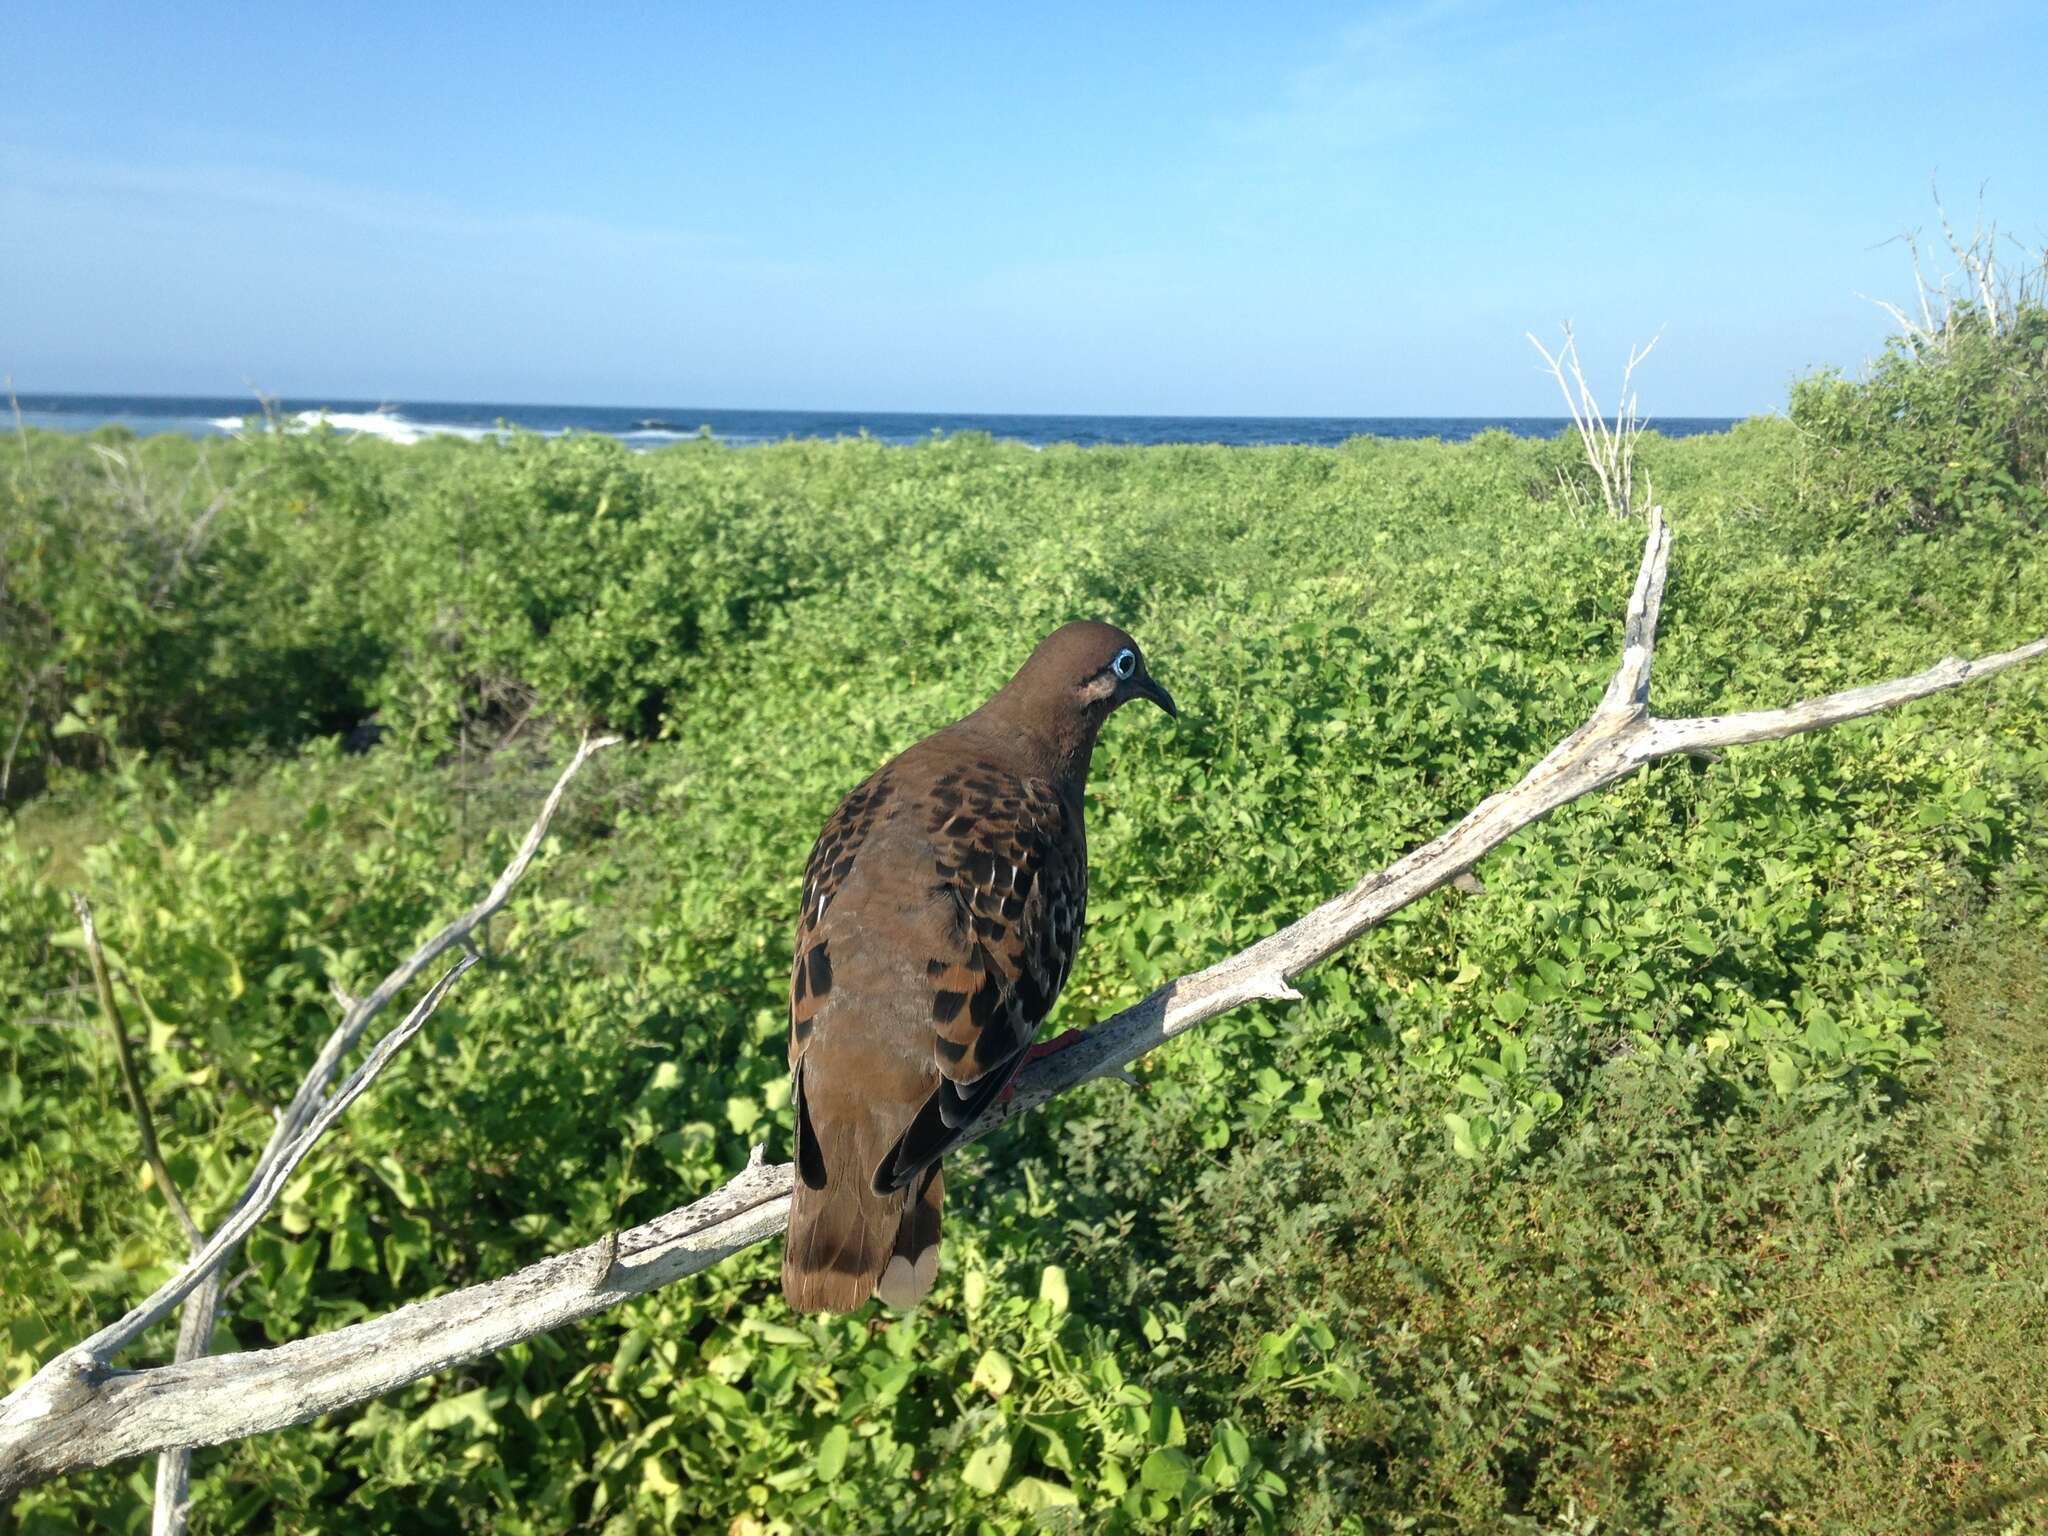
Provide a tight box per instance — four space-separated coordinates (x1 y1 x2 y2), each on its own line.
11 393 1741 450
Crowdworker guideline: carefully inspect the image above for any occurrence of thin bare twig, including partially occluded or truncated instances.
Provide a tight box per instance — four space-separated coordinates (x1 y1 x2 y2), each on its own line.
1527 323 1661 519
3 517 2043 1498
71 896 202 1249
5 376 32 486
1864 182 2047 356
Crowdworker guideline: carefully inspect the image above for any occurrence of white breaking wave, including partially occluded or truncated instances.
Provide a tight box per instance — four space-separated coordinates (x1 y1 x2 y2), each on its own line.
208 408 497 445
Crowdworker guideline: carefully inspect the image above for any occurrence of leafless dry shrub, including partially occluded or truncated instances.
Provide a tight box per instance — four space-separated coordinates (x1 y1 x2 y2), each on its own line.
1526 322 1661 519
1864 182 2048 358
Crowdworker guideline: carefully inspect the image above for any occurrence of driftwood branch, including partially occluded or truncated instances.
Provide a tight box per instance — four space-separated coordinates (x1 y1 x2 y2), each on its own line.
3 519 2043 1499
30 734 618 1529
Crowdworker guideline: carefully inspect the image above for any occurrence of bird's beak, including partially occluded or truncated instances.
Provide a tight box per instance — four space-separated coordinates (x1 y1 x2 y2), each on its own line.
1139 677 1178 719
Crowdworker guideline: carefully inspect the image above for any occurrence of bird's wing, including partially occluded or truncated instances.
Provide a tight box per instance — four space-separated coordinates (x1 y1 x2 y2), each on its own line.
872 761 1084 1191
789 764 894 1056
786 762 927 1310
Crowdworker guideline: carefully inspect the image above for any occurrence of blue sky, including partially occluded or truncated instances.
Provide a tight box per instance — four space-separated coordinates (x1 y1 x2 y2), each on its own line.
3 1 2043 415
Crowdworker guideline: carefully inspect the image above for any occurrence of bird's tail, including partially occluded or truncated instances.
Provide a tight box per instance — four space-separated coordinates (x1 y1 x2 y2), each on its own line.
782 1062 946 1317
874 1165 943 1309
783 1171 889 1313
782 1166 943 1313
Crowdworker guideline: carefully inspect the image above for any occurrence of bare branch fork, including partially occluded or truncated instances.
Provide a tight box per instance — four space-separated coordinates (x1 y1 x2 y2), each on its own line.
1527 323 1661 520
4 519 2045 1501
1863 181 2047 357
25 733 620 1531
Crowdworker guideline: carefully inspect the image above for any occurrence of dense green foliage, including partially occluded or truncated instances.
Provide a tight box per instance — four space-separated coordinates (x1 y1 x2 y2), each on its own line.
3 322 2046 1531
1792 301 2048 539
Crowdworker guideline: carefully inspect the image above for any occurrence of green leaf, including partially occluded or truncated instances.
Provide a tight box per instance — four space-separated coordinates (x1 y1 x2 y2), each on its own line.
1009 1477 1080 1511
327 1220 376 1273
1039 1265 1069 1314
972 1349 1015 1398
962 1440 1012 1495
1445 1112 1478 1160
816 1425 850 1481
724 1095 761 1134
414 1387 496 1437
612 1327 650 1376
1215 1421 1253 1469
1141 1447 1197 1498
1493 988 1529 1023
641 1456 681 1496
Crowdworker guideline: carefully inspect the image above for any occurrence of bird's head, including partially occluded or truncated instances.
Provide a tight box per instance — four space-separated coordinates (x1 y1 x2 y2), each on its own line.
1054 620 1177 721
991 619 1177 736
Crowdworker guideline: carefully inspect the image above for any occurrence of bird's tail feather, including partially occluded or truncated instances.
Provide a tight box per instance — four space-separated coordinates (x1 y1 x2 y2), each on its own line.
874 1165 943 1309
782 1061 945 1313
783 1170 900 1313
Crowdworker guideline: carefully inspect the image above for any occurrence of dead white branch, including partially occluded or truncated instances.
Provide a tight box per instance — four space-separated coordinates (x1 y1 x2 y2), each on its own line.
1863 183 2047 357
2 520 2043 1498
47 733 618 1533
1527 323 1661 519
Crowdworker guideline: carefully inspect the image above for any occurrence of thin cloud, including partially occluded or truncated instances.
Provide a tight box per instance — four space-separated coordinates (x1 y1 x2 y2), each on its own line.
0 144 750 267
1706 0 1999 105
1219 0 1510 154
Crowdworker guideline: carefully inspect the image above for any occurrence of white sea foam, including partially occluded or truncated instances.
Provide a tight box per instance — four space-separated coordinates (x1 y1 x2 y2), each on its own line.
207 408 496 445
307 409 424 444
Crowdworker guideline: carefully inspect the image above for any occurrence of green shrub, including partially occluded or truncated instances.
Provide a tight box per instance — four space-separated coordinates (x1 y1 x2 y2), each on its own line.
1792 301 2048 539
3 371 2046 1530
0 428 393 793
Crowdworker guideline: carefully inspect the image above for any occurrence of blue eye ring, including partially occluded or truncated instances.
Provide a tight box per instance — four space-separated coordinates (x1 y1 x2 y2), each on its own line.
1111 648 1138 680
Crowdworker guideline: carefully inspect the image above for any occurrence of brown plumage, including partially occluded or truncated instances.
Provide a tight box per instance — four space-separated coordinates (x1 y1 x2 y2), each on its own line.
783 621 1176 1313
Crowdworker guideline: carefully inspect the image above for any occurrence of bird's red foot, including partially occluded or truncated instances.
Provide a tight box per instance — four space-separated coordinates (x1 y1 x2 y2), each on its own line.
1001 1029 1087 1101
1023 1028 1086 1064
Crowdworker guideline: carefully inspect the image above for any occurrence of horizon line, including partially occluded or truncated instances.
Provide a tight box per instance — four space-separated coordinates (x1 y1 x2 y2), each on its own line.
10 389 1760 424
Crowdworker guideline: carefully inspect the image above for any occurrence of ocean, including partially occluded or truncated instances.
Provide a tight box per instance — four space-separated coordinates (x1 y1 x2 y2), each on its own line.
8 393 1743 450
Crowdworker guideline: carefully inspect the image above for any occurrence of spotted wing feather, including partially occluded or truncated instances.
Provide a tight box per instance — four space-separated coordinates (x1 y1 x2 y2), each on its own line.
877 763 1084 1191
788 767 894 1055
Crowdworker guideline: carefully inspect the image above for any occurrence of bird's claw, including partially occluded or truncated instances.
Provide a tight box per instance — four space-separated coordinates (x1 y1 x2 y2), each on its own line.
1022 1028 1087 1065
1001 1029 1088 1101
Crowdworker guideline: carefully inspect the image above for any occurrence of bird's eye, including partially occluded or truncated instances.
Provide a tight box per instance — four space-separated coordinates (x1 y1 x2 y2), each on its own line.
1111 648 1138 680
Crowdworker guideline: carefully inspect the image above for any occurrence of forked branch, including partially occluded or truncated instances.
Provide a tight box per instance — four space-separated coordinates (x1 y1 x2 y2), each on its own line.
42 733 619 1533
1864 183 2048 357
1527 323 1661 519
1 519 2042 1499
